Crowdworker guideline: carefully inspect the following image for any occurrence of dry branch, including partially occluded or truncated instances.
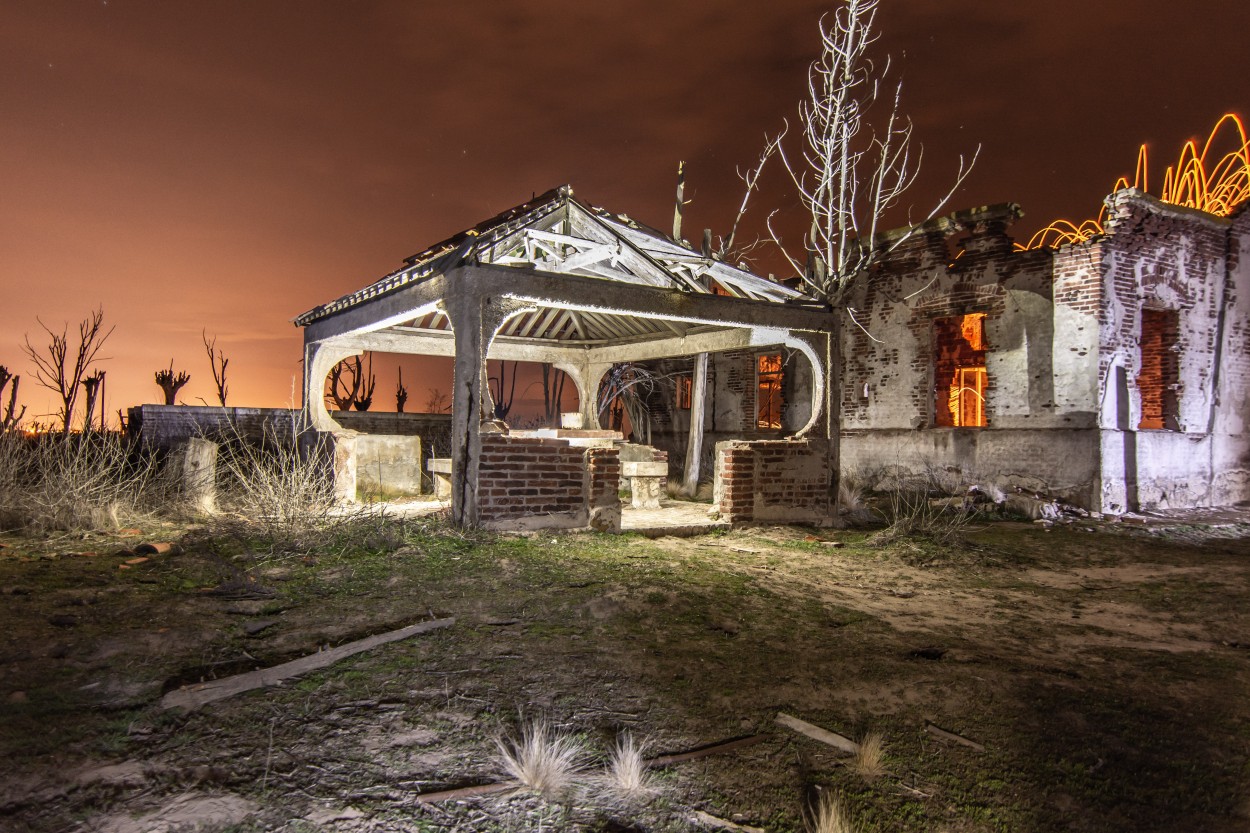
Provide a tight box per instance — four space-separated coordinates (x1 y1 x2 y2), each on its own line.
775 712 859 754
645 733 767 767
160 617 455 711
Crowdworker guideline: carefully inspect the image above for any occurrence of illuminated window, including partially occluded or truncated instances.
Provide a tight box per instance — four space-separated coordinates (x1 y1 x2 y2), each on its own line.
676 374 692 409
933 313 988 427
756 353 783 429
1137 309 1180 430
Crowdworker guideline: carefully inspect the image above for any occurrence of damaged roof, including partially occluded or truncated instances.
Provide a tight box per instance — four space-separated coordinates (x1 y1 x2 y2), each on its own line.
294 185 809 327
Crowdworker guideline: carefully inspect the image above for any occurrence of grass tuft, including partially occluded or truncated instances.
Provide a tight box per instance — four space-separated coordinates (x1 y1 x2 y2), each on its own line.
599 732 656 803
850 730 886 779
808 790 858 833
494 716 589 800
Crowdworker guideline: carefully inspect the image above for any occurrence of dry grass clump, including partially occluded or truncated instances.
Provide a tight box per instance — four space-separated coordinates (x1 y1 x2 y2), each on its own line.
850 731 886 779
210 419 355 553
599 732 656 803
0 431 163 533
494 716 590 800
808 790 858 833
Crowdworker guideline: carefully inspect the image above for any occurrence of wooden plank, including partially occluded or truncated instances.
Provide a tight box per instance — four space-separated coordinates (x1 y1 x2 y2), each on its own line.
775 712 859 755
691 811 767 833
925 722 985 751
160 617 456 711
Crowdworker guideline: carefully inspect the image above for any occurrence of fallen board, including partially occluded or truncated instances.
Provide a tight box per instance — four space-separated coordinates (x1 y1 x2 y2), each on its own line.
160 617 456 711
775 712 859 754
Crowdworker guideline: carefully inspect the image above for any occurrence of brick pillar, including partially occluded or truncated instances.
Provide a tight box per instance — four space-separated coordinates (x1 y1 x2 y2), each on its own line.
585 446 622 531
715 442 756 523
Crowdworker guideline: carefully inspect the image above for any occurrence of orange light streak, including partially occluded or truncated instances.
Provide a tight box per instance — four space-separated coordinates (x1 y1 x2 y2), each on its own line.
1018 113 1250 251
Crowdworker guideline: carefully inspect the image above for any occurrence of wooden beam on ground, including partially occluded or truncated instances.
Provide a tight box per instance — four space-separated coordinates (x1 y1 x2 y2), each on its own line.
160 617 456 711
925 721 985 751
775 712 859 755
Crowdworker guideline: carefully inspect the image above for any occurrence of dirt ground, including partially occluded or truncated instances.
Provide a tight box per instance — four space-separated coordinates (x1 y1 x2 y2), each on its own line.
1 510 1248 832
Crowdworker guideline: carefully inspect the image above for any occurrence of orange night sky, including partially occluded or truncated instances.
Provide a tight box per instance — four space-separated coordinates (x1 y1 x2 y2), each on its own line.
2 1 1248 425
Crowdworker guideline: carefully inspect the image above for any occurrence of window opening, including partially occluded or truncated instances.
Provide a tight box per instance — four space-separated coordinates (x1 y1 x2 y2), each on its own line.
933 313 988 427
676 374 692 410
1137 309 1180 430
756 353 783 429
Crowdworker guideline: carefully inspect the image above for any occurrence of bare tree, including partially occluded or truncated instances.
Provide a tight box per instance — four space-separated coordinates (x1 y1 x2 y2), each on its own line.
81 370 105 432
425 388 450 414
769 0 977 304
22 307 113 433
326 359 359 411
597 363 659 444
395 367 408 414
0 366 26 432
541 364 566 425
352 353 377 411
488 360 518 420
155 361 190 406
202 331 229 406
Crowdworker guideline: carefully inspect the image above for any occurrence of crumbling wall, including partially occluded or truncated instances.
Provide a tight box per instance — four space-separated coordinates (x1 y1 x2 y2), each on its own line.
714 438 833 524
1096 191 1236 510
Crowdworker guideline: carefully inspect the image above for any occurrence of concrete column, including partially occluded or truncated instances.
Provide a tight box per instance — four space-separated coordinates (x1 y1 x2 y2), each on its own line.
576 359 615 430
443 290 533 527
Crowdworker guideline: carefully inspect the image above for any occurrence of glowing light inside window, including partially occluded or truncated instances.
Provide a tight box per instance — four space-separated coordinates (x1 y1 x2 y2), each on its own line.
934 313 988 428
756 354 783 430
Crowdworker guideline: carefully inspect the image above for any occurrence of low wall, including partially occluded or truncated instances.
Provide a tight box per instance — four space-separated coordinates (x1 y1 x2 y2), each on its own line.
356 434 423 496
128 404 450 449
714 438 833 525
839 427 1100 508
476 435 621 531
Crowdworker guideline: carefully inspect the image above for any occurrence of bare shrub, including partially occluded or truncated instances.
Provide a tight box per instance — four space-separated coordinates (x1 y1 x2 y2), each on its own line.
494 716 590 800
850 731 886 779
210 417 351 554
598 732 656 804
0 431 162 533
868 468 976 547
807 790 858 833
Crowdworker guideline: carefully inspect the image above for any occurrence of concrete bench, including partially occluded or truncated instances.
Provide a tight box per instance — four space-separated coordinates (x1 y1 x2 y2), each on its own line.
621 460 667 510
427 457 452 499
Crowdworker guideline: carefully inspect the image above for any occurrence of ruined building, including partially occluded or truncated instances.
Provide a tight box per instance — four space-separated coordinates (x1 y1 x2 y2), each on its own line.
835 188 1250 513
295 185 1250 529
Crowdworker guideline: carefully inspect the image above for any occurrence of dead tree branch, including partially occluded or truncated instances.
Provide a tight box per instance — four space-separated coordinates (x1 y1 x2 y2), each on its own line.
202 331 229 406
0 366 26 432
22 307 113 433
771 0 978 304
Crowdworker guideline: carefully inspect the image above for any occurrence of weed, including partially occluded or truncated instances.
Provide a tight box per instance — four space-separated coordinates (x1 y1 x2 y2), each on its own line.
850 731 886 779
494 715 590 800
598 732 657 803
0 431 165 533
808 790 858 833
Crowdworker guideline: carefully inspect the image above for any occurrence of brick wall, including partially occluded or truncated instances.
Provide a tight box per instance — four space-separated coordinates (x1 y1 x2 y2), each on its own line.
714 438 833 525
476 435 621 531
128 404 450 452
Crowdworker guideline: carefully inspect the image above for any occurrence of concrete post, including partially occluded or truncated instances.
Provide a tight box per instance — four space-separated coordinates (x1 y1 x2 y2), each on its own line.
177 437 218 515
